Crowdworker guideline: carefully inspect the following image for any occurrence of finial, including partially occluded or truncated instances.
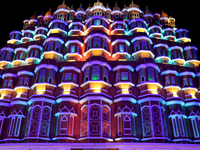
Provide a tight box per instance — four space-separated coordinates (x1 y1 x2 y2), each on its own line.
62 0 65 5
115 2 118 7
80 3 82 8
106 3 109 7
97 0 99 2
146 5 149 11
124 4 126 8
89 3 91 7
131 0 134 4
71 4 73 8
49 7 51 13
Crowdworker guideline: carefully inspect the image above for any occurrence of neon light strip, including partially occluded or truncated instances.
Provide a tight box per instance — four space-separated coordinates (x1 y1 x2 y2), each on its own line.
179 71 196 77
84 33 110 43
43 37 64 46
135 63 160 72
111 39 130 46
34 64 58 73
2 73 17 79
60 66 81 73
131 36 153 44
86 15 109 24
113 65 134 72
48 19 68 28
110 21 127 28
81 60 112 71
161 70 179 76
65 40 83 47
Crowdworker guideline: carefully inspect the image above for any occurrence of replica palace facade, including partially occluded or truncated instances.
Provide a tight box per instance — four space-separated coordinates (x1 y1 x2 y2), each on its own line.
0 1 200 149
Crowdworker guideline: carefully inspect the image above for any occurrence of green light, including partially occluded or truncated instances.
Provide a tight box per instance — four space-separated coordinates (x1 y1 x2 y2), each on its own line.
93 75 98 80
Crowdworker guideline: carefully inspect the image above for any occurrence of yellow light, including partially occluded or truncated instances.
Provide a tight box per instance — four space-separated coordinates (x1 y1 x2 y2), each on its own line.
122 89 129 94
36 91 45 95
94 89 101 93
63 91 70 94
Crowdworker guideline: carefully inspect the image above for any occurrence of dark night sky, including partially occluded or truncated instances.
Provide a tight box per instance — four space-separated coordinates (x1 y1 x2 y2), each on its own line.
1 0 199 56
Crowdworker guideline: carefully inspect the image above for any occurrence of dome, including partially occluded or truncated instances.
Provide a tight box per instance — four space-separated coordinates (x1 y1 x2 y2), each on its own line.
145 6 152 14
77 3 84 11
86 3 91 10
30 12 37 19
113 2 121 11
161 10 168 17
93 0 104 7
129 0 139 8
45 8 52 16
57 0 67 9
70 4 75 11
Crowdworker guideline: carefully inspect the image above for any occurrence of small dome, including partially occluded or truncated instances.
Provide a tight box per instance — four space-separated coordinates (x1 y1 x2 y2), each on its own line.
145 6 152 14
45 8 52 16
161 10 168 17
77 3 84 11
70 4 75 11
113 2 121 11
87 3 91 10
57 0 67 9
93 0 104 7
30 12 37 19
129 0 139 8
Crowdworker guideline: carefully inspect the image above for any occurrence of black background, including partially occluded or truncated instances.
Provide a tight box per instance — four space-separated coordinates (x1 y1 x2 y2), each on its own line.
1 0 199 56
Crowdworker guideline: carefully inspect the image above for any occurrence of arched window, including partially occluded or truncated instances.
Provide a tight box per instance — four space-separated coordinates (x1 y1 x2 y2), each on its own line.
8 117 15 136
171 117 179 137
121 72 128 80
117 115 123 136
103 67 109 82
142 40 147 50
87 39 91 50
93 37 101 48
14 117 22 137
123 114 132 135
40 106 51 137
91 66 100 80
191 118 199 138
139 68 146 83
59 114 68 135
102 105 111 137
148 68 155 81
68 115 74 136
134 41 140 51
64 73 72 81
6 51 11 60
80 105 88 137
1 51 6 60
39 68 46 83
141 106 152 137
48 69 55 84
55 42 62 52
84 67 90 82
103 39 108 50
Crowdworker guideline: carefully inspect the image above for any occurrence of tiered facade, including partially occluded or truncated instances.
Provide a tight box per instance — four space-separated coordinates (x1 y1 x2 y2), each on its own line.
0 1 200 149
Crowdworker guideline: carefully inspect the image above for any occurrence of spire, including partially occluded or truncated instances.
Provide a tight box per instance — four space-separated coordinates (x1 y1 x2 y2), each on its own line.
115 1 118 7
131 0 134 4
146 5 149 11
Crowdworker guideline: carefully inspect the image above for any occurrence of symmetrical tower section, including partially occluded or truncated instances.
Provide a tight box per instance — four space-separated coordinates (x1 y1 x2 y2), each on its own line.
0 1 199 144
